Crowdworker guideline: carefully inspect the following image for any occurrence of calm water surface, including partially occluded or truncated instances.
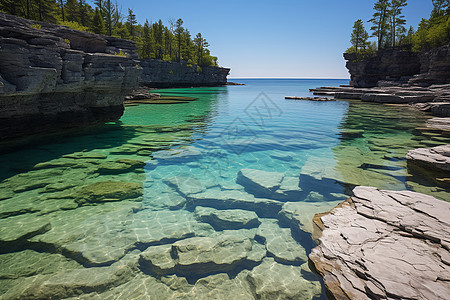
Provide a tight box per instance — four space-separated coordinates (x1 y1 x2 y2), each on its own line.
0 79 448 299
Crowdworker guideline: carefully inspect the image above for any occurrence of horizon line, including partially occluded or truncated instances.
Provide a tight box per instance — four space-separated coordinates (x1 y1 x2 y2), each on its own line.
228 77 350 80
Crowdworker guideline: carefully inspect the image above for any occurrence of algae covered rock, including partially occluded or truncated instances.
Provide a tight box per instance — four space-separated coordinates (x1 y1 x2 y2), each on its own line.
77 181 143 203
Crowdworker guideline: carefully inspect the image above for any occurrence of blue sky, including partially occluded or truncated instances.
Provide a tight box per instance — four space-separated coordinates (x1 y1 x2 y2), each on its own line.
90 0 434 78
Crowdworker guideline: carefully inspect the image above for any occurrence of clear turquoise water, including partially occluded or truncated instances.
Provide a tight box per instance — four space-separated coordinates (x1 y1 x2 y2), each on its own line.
0 79 448 299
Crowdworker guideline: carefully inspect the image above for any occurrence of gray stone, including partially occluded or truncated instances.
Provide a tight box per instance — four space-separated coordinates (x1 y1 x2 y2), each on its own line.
194 206 260 230
309 186 450 300
406 144 450 172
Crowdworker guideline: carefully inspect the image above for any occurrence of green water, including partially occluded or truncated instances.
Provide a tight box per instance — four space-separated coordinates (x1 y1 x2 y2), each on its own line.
0 79 448 299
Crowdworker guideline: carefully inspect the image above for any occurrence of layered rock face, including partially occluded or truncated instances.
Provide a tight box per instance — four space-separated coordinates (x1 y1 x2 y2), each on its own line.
140 59 230 88
345 45 450 88
309 186 450 300
0 12 142 142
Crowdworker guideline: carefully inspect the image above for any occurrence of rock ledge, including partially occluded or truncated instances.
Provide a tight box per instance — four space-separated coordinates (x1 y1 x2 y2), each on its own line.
309 186 450 300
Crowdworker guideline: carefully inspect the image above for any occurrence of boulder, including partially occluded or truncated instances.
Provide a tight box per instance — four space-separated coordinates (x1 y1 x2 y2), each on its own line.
309 186 450 300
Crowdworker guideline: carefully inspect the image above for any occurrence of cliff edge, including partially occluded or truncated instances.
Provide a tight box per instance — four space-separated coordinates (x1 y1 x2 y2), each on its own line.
344 45 450 88
0 12 142 142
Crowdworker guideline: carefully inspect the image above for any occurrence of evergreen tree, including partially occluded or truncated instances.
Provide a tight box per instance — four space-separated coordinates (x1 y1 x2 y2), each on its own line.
350 19 369 51
194 33 210 66
91 7 105 34
140 20 153 59
431 0 450 17
102 0 121 36
78 0 91 27
175 18 184 61
369 0 390 49
65 0 79 22
36 0 58 23
389 0 408 47
126 8 137 40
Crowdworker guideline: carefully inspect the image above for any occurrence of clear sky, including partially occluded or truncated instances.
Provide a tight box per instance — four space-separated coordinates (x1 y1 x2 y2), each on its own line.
90 0 434 79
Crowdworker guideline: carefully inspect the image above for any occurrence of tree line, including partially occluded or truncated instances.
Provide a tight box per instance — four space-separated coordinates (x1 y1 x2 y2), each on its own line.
347 0 450 56
0 0 219 67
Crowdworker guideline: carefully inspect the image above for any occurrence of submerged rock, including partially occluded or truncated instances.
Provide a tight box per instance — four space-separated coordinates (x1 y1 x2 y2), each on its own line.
139 233 266 277
246 258 322 300
309 186 450 300
194 206 260 230
237 169 284 198
187 188 284 218
256 219 307 265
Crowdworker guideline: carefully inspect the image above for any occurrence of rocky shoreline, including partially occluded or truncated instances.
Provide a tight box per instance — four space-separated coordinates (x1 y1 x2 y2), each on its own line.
307 46 450 300
309 186 450 300
0 12 230 148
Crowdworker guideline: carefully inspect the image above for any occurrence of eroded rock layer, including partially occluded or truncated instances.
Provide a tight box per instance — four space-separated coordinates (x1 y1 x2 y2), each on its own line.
0 12 142 142
309 186 450 300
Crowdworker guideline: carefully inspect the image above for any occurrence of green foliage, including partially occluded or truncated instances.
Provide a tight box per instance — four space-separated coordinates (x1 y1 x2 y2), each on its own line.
30 24 42 30
63 38 71 45
59 20 89 32
412 14 450 51
114 51 126 57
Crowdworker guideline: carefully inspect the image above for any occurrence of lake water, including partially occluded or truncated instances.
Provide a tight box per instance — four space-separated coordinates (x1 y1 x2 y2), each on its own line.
0 79 448 299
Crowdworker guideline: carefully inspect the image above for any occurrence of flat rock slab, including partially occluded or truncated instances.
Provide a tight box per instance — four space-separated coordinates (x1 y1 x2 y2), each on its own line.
194 206 260 230
139 233 266 276
187 188 284 218
256 219 307 265
406 144 450 172
237 169 284 197
426 117 450 131
246 258 322 300
309 186 450 300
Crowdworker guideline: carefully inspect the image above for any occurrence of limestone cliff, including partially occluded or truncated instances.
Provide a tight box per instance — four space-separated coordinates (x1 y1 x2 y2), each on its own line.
0 12 142 142
344 45 450 88
139 59 230 88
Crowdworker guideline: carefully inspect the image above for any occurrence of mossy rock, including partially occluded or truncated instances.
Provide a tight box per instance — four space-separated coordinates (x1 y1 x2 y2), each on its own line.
77 181 143 204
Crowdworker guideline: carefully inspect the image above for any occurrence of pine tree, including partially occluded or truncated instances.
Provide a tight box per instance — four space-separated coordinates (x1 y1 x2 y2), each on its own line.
369 0 390 49
431 0 450 17
91 7 105 34
126 8 137 40
350 19 369 51
78 0 91 27
194 33 210 66
102 0 120 36
390 0 408 47
140 20 153 59
65 0 79 22
175 18 184 61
